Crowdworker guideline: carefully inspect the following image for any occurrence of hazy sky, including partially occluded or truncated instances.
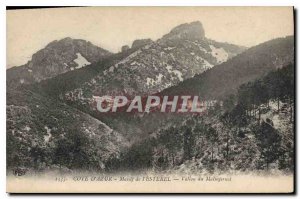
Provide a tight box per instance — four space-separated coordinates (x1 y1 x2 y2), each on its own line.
7 7 294 68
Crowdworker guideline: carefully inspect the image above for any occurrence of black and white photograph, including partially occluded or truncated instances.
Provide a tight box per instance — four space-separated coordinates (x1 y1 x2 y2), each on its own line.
5 6 295 193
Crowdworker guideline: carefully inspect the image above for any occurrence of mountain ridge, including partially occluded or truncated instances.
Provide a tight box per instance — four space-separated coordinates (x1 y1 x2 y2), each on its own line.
160 35 294 99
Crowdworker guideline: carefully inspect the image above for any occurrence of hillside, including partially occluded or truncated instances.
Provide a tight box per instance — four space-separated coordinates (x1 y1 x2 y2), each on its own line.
6 22 294 174
58 36 294 141
61 21 246 104
7 37 112 88
161 36 294 99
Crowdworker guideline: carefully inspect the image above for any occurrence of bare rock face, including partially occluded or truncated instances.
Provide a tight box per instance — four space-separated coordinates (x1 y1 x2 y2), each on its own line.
7 37 112 86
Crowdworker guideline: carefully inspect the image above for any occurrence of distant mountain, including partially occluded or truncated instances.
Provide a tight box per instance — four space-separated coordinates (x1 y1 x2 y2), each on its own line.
63 21 246 105
7 86 128 170
7 37 112 87
8 28 293 144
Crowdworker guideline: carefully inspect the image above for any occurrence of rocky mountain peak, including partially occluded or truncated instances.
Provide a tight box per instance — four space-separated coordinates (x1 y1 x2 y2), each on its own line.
162 21 205 41
27 38 112 81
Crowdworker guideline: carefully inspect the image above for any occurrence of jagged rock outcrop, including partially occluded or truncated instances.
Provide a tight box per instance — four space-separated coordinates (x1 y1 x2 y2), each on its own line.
7 37 112 86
